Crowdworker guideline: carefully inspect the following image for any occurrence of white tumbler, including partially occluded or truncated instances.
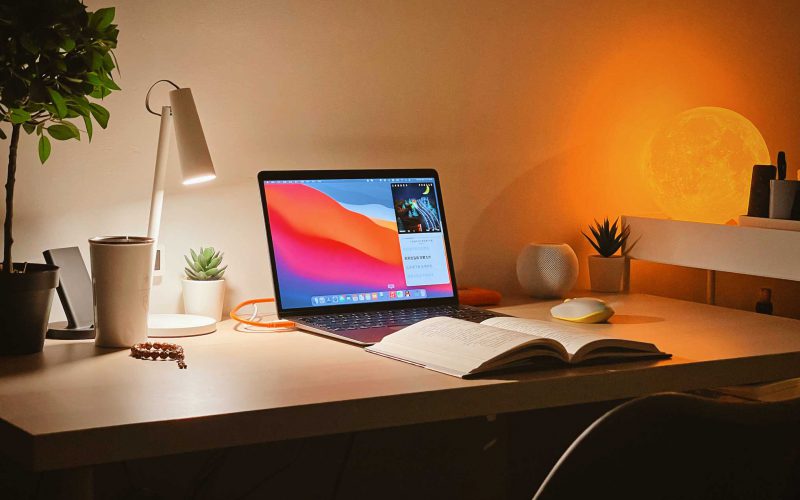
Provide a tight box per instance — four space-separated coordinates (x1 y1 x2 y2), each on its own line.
89 236 154 348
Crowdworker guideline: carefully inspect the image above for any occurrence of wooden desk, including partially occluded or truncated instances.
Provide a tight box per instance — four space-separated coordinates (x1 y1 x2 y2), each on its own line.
2 294 800 472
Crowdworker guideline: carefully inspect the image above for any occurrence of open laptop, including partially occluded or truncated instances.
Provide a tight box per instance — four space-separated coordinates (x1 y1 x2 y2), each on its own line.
258 169 505 345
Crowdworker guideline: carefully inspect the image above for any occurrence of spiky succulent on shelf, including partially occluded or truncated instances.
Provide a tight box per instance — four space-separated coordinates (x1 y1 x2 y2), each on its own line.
184 247 227 281
582 217 630 257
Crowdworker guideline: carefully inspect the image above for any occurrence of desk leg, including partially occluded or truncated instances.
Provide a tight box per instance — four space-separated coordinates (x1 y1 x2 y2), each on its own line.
38 466 94 500
706 270 716 305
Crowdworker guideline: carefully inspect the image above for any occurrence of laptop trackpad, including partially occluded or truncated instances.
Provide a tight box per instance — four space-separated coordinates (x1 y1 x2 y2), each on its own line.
299 324 402 345
336 326 403 345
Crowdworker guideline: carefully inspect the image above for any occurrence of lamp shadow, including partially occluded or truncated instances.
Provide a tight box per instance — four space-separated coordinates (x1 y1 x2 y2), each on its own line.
0 342 123 377
457 150 584 293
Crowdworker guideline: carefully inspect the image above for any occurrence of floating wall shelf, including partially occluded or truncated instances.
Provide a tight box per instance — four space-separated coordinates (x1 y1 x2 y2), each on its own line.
622 216 800 303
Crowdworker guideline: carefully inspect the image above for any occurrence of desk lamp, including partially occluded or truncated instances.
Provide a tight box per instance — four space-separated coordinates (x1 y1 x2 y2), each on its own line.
144 80 218 337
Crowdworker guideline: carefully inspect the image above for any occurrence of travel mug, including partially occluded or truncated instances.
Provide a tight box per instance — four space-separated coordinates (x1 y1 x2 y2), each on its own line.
89 236 154 347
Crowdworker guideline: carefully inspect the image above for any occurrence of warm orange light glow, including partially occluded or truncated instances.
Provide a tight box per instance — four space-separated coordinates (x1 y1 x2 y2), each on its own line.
643 107 770 224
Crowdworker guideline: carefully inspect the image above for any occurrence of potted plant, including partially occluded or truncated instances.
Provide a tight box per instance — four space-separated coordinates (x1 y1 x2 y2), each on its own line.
582 217 631 293
0 1 120 354
183 247 227 321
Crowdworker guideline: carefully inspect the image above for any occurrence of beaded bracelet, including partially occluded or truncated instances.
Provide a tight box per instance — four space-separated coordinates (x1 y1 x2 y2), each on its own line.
130 342 187 369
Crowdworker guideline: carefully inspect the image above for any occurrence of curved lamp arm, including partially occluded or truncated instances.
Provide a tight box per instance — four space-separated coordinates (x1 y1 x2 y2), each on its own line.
145 80 216 266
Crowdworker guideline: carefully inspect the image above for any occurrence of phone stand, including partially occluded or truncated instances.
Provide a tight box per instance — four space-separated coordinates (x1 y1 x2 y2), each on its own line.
43 247 96 340
46 321 95 340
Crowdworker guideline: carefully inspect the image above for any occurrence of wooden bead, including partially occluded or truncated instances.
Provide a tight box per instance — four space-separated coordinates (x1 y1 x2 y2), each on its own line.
130 342 188 369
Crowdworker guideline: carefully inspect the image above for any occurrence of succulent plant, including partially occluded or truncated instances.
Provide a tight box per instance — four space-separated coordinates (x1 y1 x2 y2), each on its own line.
184 247 227 281
582 217 630 258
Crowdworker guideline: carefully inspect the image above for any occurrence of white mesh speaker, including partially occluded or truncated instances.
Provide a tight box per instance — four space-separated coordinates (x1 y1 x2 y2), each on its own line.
516 243 579 298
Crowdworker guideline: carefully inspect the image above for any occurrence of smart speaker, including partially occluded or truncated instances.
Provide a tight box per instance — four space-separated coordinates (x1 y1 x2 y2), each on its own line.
516 243 579 298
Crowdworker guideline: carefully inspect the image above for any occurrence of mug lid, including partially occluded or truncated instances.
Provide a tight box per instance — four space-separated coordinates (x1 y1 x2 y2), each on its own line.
89 236 155 245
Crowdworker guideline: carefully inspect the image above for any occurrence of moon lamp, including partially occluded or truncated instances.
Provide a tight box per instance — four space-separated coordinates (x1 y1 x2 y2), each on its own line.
643 107 770 224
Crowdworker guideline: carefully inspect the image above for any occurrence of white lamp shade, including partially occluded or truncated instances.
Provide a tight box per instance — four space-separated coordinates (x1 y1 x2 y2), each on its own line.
168 87 216 185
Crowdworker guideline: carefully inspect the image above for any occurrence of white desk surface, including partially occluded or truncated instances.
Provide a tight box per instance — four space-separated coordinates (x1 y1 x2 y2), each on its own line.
2 293 800 471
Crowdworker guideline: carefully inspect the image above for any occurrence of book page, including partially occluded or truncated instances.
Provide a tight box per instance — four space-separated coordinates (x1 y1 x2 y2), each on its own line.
481 317 662 363
382 316 544 357
481 317 610 356
368 317 562 375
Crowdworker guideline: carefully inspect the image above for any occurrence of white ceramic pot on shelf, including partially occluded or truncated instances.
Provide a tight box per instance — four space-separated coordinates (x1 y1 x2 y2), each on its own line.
516 243 579 299
182 279 226 321
769 179 800 220
587 255 626 293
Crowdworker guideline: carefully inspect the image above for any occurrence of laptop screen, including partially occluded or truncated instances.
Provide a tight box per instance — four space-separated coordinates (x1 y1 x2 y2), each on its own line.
262 174 456 311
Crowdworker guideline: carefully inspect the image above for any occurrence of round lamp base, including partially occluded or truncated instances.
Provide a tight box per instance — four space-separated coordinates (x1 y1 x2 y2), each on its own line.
148 313 217 338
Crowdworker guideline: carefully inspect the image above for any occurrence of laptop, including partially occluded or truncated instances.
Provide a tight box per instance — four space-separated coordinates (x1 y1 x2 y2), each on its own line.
258 169 505 345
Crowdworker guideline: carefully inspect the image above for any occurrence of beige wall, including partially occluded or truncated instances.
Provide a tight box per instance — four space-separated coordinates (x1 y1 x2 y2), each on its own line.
3 0 800 320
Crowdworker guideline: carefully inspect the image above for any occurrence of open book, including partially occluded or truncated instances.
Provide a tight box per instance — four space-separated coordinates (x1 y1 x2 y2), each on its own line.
366 316 669 378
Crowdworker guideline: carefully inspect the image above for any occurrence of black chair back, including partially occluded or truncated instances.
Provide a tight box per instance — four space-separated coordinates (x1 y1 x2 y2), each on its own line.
533 392 800 500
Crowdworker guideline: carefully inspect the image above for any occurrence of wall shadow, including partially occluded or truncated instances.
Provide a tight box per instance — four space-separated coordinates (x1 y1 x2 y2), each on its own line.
457 151 585 294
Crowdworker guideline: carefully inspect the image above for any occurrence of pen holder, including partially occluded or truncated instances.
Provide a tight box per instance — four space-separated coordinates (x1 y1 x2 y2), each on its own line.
747 165 777 218
769 180 800 220
90 236 154 348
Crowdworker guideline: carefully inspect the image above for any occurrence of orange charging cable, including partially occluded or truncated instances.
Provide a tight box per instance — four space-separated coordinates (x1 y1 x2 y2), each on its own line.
229 298 296 329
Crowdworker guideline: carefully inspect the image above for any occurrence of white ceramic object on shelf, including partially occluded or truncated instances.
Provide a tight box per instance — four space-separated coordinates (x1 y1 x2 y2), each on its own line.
182 279 225 321
587 255 626 293
89 236 154 348
516 243 579 298
769 180 800 220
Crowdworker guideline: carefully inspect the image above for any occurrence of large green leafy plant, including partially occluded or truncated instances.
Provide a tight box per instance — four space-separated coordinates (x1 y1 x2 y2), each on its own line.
0 0 119 273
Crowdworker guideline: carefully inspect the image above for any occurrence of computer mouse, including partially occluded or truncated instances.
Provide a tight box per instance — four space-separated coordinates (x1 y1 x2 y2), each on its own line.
550 298 615 324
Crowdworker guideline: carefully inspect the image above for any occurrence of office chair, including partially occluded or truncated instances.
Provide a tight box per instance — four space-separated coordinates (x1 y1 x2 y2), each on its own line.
533 392 800 500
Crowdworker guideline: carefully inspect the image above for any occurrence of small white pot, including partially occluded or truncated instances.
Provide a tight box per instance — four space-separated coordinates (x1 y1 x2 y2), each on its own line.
182 279 226 321
588 255 626 293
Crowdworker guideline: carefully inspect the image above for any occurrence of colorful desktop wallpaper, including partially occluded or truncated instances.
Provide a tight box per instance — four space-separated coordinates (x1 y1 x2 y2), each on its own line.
264 181 454 309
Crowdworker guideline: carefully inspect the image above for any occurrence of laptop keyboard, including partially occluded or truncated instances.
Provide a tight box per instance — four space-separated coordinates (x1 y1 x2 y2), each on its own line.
295 305 500 332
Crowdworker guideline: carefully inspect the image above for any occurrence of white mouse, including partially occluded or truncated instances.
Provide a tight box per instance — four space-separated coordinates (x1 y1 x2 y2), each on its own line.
550 297 615 324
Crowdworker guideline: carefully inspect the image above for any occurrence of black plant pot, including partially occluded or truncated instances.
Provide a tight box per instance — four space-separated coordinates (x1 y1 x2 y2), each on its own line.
0 263 59 355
